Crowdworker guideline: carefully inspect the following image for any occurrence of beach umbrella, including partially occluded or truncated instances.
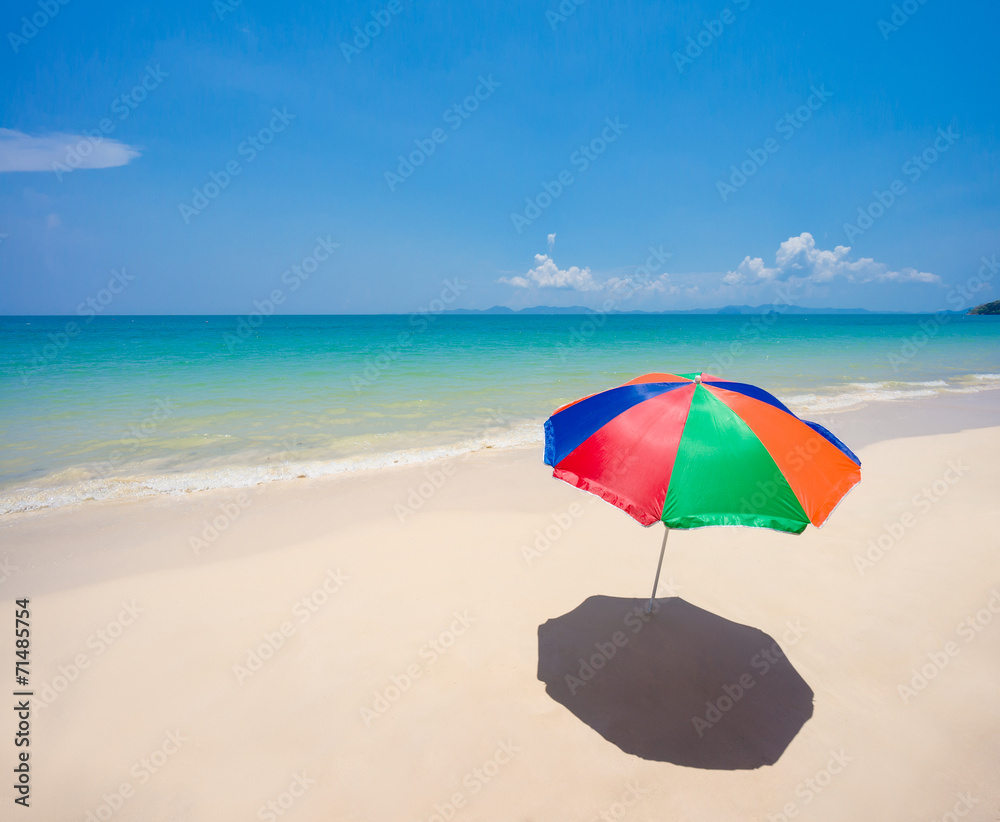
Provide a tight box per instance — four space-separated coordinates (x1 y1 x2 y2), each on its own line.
544 372 861 611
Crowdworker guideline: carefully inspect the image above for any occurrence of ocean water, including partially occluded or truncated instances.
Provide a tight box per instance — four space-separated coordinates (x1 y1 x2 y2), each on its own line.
2 313 999 514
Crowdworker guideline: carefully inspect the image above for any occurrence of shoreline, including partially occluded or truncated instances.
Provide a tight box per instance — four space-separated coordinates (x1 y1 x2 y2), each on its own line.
2 385 999 521
2 389 999 592
801 383 1000 449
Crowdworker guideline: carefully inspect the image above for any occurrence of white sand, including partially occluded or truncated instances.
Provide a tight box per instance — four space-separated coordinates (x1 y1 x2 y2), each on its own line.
2 418 999 821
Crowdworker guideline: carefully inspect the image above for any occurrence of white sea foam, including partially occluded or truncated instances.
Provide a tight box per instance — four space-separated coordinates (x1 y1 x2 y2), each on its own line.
0 423 545 516
3 373 999 517
779 373 1000 415
784 387 940 414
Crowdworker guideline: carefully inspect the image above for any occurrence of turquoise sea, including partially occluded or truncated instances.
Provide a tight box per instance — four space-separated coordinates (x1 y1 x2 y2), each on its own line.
2 314 999 515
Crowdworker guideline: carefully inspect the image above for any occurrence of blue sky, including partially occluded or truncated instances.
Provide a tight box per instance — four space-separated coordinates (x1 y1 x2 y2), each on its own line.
1 0 997 313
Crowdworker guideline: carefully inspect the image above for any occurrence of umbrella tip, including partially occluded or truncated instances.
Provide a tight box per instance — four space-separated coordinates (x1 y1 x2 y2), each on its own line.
694 373 702 384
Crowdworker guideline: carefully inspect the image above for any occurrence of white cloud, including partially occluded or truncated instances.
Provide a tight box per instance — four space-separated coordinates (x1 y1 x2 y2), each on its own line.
500 237 677 301
603 271 677 297
0 128 141 173
500 252 601 290
724 232 940 286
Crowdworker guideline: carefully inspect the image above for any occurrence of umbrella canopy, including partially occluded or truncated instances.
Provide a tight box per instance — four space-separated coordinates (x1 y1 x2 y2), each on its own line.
544 372 861 535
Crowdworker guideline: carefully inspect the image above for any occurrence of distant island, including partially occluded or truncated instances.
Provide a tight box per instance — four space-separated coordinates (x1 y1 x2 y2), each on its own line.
968 300 1000 315
443 305 966 316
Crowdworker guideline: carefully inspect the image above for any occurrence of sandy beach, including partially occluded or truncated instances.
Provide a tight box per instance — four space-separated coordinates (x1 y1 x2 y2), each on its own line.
6 1 1000 816
1 393 998 821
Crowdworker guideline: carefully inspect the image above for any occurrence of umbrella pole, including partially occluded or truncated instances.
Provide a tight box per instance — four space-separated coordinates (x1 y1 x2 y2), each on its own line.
647 525 670 614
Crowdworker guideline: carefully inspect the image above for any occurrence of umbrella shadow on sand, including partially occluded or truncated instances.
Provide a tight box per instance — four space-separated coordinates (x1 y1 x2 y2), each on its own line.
537 596 814 770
